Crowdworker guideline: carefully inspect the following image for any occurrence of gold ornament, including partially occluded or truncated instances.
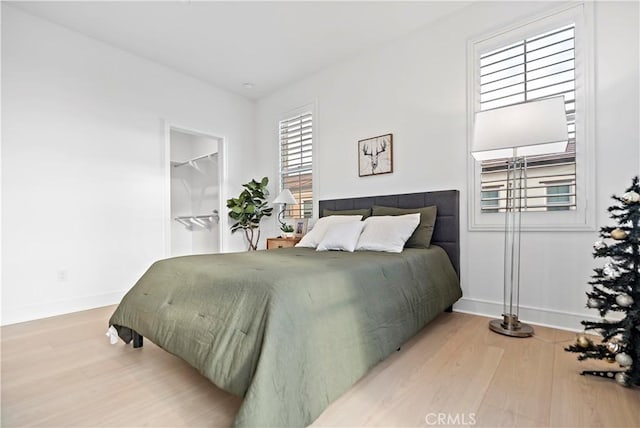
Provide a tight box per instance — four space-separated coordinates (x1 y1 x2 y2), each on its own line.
607 357 616 364
576 335 593 348
611 228 627 240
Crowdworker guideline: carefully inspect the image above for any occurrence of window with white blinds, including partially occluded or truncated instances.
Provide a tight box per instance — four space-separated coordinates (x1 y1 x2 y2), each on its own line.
478 24 576 213
279 111 313 219
468 3 595 231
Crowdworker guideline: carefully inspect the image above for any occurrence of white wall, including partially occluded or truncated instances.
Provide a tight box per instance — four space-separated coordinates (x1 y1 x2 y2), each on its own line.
1 5 257 325
256 1 639 330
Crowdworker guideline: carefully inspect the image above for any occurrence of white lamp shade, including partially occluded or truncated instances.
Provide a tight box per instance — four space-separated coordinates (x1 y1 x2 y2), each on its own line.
273 188 297 205
472 96 569 161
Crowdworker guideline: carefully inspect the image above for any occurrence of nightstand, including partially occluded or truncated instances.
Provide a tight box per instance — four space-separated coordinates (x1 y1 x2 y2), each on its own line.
266 237 301 249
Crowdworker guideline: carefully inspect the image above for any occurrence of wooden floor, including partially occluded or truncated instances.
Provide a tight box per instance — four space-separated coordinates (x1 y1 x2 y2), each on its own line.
1 307 638 427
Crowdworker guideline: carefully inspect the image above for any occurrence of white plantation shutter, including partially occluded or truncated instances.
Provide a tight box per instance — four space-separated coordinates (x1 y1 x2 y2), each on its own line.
279 112 313 218
478 24 577 212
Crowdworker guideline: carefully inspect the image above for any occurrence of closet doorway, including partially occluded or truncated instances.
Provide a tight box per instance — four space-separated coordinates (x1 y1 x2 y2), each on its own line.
166 126 225 257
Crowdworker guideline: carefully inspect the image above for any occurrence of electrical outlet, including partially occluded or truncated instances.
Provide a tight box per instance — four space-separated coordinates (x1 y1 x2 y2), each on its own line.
57 270 68 282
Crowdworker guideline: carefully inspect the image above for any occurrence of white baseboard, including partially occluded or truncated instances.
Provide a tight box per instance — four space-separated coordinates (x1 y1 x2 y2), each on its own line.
1 291 126 326
453 297 602 332
1 293 606 332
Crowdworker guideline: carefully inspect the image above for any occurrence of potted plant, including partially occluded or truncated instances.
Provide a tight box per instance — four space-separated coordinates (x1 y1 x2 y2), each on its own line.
280 223 294 238
226 177 273 251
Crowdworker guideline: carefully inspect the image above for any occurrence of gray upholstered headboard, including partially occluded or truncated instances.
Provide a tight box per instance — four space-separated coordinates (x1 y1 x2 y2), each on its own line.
319 190 460 276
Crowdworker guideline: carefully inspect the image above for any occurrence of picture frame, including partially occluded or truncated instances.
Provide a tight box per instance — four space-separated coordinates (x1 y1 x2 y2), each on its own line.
294 218 308 237
358 133 393 177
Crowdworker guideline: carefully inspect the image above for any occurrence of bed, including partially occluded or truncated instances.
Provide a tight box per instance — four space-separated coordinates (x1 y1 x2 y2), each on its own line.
109 190 462 427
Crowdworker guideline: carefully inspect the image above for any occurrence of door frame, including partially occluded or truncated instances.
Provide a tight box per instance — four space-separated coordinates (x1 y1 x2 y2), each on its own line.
163 122 227 256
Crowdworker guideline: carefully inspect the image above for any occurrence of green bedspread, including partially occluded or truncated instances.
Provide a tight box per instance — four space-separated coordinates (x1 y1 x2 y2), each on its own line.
109 246 461 427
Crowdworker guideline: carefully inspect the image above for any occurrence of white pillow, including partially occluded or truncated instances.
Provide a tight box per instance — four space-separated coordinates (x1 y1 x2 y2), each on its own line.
316 221 366 252
296 215 363 248
355 213 420 253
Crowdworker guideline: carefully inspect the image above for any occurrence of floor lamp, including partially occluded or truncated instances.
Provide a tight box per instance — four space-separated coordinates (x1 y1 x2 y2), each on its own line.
472 96 569 337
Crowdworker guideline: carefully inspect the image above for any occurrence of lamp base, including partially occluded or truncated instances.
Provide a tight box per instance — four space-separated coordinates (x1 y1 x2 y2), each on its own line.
489 314 533 338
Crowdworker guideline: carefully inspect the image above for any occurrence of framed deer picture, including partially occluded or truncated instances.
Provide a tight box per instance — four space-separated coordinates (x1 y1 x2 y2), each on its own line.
358 133 393 177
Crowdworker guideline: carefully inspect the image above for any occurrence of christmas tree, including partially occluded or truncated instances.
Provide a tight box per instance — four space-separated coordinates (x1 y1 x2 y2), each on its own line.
565 176 640 387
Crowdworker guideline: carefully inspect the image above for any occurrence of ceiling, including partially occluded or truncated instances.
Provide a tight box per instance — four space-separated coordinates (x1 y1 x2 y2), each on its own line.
8 1 472 100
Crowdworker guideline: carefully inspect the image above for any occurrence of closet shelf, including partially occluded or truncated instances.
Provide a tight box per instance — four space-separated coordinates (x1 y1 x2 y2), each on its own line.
174 210 219 230
171 152 217 168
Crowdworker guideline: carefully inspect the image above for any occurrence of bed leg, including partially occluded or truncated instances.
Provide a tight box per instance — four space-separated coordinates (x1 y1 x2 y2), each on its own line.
445 305 453 313
132 331 143 348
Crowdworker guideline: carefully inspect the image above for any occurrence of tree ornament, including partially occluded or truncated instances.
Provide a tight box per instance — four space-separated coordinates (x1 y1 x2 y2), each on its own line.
622 191 640 204
615 293 634 307
615 353 633 367
615 372 630 386
576 335 593 348
606 342 621 354
593 240 607 250
587 298 604 309
610 228 628 240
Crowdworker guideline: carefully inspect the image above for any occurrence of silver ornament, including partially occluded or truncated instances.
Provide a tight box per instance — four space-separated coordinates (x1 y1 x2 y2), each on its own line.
606 342 621 354
587 298 604 309
593 240 607 250
614 372 630 386
622 191 640 204
615 294 634 307
615 352 633 367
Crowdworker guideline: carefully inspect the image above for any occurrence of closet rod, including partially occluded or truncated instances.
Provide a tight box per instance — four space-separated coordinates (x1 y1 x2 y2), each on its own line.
174 213 219 222
172 152 217 168
174 210 220 230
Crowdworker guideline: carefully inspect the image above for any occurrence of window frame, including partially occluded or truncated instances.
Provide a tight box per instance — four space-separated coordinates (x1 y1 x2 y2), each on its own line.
467 2 596 231
277 103 317 219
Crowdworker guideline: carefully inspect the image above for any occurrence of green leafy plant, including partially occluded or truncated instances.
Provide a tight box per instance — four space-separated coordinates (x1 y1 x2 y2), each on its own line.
226 177 273 251
280 223 294 234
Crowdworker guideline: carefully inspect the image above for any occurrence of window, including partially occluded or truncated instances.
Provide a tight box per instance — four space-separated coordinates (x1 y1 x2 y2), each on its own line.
468 3 595 231
547 184 572 211
279 111 313 219
479 24 576 213
481 189 500 213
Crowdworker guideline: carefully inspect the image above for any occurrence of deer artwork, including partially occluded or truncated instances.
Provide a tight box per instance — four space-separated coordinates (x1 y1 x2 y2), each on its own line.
362 139 387 174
